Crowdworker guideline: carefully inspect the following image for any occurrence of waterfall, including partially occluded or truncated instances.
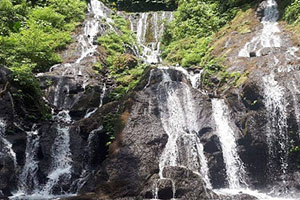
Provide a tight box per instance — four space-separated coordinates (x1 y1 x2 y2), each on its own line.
231 0 300 198
239 0 292 185
156 67 211 192
239 0 281 57
211 99 248 189
12 111 73 199
40 124 72 195
17 129 40 195
263 74 289 183
211 99 297 199
76 0 113 64
128 12 173 64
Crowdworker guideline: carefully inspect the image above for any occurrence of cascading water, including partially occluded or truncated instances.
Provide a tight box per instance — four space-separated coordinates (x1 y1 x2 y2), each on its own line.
40 125 72 196
211 99 298 200
211 99 248 189
263 73 289 185
12 111 73 200
84 83 107 118
128 12 173 64
238 0 281 57
152 67 211 199
11 1 114 199
239 0 292 188
218 0 300 198
76 0 113 64
17 128 40 195
131 9 212 198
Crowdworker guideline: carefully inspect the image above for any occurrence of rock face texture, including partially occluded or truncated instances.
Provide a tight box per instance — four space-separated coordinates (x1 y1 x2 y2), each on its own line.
1 0 300 200
78 68 217 199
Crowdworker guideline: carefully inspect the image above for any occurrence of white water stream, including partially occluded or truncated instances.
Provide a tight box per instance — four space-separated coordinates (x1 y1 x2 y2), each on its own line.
76 0 113 64
152 67 211 199
17 128 40 195
128 12 173 64
239 0 281 57
219 0 300 199
212 99 248 189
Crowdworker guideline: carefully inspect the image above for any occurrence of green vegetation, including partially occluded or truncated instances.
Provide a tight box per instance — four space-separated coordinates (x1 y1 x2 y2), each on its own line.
162 0 251 89
283 0 300 25
0 0 87 116
103 112 118 146
97 15 146 100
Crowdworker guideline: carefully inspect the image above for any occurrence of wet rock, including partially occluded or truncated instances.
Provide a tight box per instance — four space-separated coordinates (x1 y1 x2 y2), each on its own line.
157 179 174 199
0 145 15 196
249 52 256 57
256 1 267 20
162 166 218 199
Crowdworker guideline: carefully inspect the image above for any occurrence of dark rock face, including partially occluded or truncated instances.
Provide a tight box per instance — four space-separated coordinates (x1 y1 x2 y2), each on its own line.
0 141 16 196
162 166 217 199
79 68 221 199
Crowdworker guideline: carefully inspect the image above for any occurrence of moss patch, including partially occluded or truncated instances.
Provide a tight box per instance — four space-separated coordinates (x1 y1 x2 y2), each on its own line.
211 7 260 57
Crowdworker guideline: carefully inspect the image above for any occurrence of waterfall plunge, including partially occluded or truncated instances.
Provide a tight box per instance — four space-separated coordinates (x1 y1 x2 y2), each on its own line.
17 129 40 195
212 99 248 189
239 0 291 186
156 67 211 196
239 0 281 57
128 12 173 64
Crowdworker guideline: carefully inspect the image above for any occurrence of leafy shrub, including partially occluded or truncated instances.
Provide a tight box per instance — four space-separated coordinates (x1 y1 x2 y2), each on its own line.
0 0 87 109
284 0 300 24
98 15 145 101
29 7 65 29
161 0 251 89
48 0 87 24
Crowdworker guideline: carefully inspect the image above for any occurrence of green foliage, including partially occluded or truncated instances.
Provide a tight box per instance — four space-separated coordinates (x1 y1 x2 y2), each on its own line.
171 1 223 40
284 0 300 25
0 0 87 117
47 0 87 27
29 7 65 29
162 37 212 67
162 0 251 88
98 15 145 101
103 112 118 146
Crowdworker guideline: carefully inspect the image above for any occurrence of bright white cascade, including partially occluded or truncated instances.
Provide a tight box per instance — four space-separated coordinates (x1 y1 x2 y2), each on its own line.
211 99 247 189
40 124 72 195
239 0 281 57
17 129 40 195
128 12 173 64
0 119 17 167
157 67 211 190
240 0 292 188
76 0 113 63
11 111 73 200
263 73 289 183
